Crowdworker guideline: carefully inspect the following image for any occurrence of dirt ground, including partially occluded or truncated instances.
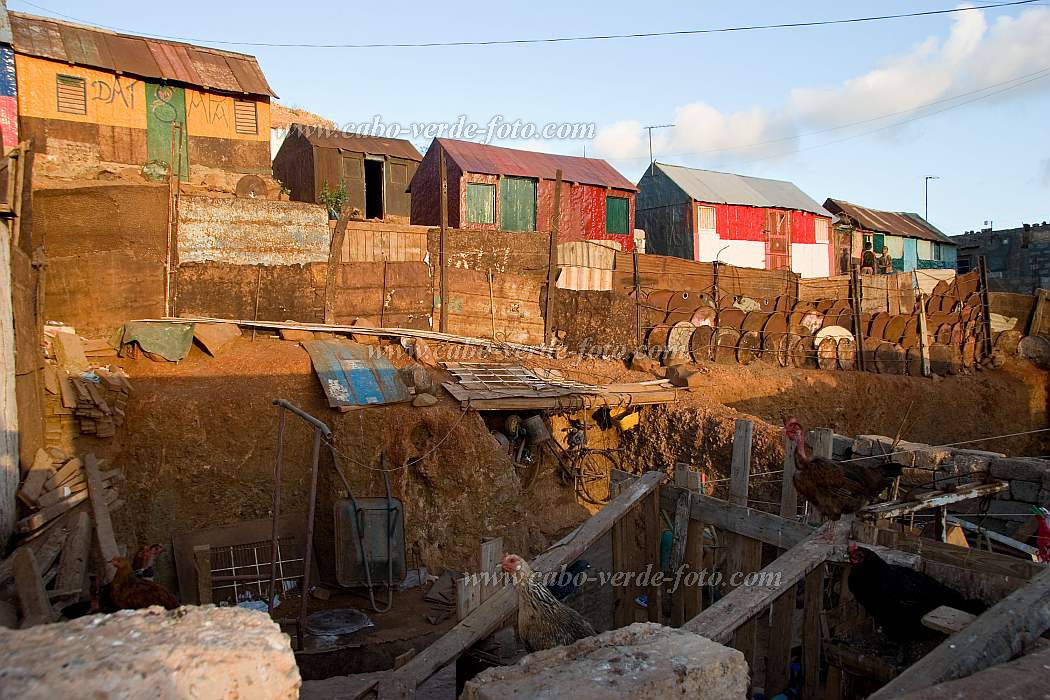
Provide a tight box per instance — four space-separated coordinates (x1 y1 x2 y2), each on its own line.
81 333 1049 600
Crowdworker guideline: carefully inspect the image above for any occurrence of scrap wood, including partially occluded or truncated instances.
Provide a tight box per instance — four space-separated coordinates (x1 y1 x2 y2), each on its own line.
18 448 53 506
0 523 70 586
133 316 561 357
43 365 59 394
45 457 82 490
52 332 88 373
12 548 52 628
51 511 91 608
16 491 88 533
85 455 119 582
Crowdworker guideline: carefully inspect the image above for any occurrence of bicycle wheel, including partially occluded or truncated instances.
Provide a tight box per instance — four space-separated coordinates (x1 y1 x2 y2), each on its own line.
575 450 618 505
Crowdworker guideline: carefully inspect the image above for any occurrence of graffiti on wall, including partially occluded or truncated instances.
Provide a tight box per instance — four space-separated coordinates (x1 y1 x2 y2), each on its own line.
90 75 138 111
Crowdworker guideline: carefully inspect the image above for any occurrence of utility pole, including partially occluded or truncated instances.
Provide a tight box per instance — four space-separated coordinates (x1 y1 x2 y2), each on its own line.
924 175 939 220
645 124 674 176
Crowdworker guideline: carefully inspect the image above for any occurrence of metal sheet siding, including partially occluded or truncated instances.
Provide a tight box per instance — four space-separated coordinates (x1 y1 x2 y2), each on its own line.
9 12 276 98
655 162 829 217
437 137 635 190
298 124 422 162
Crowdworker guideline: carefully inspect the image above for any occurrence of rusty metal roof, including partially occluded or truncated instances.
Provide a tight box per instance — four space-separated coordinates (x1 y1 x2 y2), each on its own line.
435 138 636 190
9 12 276 98
824 198 955 245
296 124 422 161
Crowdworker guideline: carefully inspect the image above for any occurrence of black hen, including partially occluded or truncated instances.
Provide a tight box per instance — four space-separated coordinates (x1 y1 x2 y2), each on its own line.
848 544 985 643
547 560 590 601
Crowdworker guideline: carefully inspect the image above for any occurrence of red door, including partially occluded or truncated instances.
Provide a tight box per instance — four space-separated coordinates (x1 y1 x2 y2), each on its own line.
765 210 792 270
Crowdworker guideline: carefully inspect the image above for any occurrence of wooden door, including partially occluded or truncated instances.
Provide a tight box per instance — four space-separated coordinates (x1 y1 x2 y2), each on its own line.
499 177 537 231
146 83 188 180
765 210 791 270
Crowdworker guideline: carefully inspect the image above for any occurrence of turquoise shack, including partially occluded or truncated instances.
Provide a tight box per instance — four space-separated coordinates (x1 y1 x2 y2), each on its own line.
824 198 957 272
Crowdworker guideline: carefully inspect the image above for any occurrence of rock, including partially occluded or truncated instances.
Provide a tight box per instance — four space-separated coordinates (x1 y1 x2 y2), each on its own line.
1010 479 1042 504
0 606 300 700
990 457 1050 483
1039 488 1050 508
666 365 704 389
462 622 747 700
629 353 658 374
403 337 436 365
279 328 315 342
400 362 434 393
413 393 438 407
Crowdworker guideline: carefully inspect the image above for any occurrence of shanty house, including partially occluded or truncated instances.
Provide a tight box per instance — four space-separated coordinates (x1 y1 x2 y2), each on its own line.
824 198 957 272
637 163 834 278
410 138 638 250
9 12 275 179
272 125 422 222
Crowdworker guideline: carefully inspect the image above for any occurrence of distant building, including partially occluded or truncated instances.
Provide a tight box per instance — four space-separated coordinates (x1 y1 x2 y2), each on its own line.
410 138 637 250
823 199 956 273
0 4 16 151
272 125 422 222
952 221 1050 293
636 163 834 278
8 12 275 179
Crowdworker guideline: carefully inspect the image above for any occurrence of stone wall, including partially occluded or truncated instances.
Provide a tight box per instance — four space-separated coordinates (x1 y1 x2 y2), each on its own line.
954 222 1050 294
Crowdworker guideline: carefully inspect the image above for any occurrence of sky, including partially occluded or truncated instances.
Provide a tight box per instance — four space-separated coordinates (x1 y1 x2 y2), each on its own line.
8 0 1050 235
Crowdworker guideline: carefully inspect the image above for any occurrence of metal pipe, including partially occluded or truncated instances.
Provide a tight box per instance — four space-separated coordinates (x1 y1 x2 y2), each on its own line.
297 427 323 651
266 408 287 615
272 399 332 437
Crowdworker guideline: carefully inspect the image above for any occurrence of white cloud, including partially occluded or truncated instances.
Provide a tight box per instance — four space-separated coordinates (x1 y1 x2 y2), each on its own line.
594 6 1050 165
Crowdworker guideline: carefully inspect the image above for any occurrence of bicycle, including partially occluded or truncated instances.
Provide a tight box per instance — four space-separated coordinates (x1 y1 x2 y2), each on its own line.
555 425 621 506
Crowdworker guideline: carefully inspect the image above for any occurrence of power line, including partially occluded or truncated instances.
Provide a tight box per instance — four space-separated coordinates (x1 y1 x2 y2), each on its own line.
11 0 1043 50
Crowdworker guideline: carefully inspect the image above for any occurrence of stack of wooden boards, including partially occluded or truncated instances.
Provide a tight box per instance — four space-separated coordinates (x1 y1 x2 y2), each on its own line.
42 328 132 450
1 451 123 628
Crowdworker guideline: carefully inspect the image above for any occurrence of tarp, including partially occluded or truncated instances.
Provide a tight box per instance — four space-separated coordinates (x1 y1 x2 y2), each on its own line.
111 321 194 362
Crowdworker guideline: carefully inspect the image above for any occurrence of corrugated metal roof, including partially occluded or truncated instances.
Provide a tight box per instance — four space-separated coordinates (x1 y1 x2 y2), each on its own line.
9 12 276 98
436 138 636 190
296 124 422 161
653 162 830 217
824 198 955 245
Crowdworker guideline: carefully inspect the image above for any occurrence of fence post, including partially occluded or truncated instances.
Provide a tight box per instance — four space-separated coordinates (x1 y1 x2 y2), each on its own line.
977 255 993 359
439 148 449 334
727 419 759 683
633 249 642 349
850 263 866 371
543 169 562 345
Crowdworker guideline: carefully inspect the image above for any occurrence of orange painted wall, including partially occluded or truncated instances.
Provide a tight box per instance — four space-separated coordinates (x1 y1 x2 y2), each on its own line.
15 54 268 141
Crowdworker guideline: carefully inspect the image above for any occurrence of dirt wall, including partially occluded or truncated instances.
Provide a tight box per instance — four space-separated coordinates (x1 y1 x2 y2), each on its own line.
36 184 168 337
175 262 325 323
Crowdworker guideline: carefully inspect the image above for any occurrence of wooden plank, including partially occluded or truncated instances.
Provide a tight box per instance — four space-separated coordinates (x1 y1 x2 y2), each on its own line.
456 574 481 621
193 545 212 605
52 511 90 607
768 433 801 694
802 567 823 700
611 480 629 628
947 516 1039 559
45 457 81 491
85 454 119 582
917 288 932 377
0 218 17 547
893 647 1050 699
684 520 843 644
663 487 812 550
13 547 52 627
727 419 760 676
16 491 88 532
922 605 977 635
438 148 448 334
479 537 503 603
380 470 665 698
52 332 88 373
668 489 692 627
676 462 706 623
645 489 663 623
543 170 561 345
861 481 1008 519
18 448 52 506
870 565 1050 699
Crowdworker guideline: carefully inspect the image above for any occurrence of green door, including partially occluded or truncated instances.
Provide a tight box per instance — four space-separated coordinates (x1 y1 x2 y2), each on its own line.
499 177 536 231
146 83 188 180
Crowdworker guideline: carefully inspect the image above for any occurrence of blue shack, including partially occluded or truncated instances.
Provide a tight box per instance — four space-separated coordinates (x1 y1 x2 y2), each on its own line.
824 198 957 272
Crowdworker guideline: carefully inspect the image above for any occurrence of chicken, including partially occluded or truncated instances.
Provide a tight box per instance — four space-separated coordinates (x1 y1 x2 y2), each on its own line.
131 543 164 580
107 556 179 611
501 553 595 652
848 544 984 643
785 418 903 520
547 560 590 601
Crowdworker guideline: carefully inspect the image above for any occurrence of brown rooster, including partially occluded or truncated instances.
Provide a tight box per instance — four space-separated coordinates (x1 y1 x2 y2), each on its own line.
785 418 903 521
108 556 179 611
501 553 595 652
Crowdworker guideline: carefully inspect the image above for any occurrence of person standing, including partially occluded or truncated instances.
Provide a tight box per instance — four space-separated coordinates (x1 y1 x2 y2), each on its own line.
861 242 876 274
877 246 894 274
